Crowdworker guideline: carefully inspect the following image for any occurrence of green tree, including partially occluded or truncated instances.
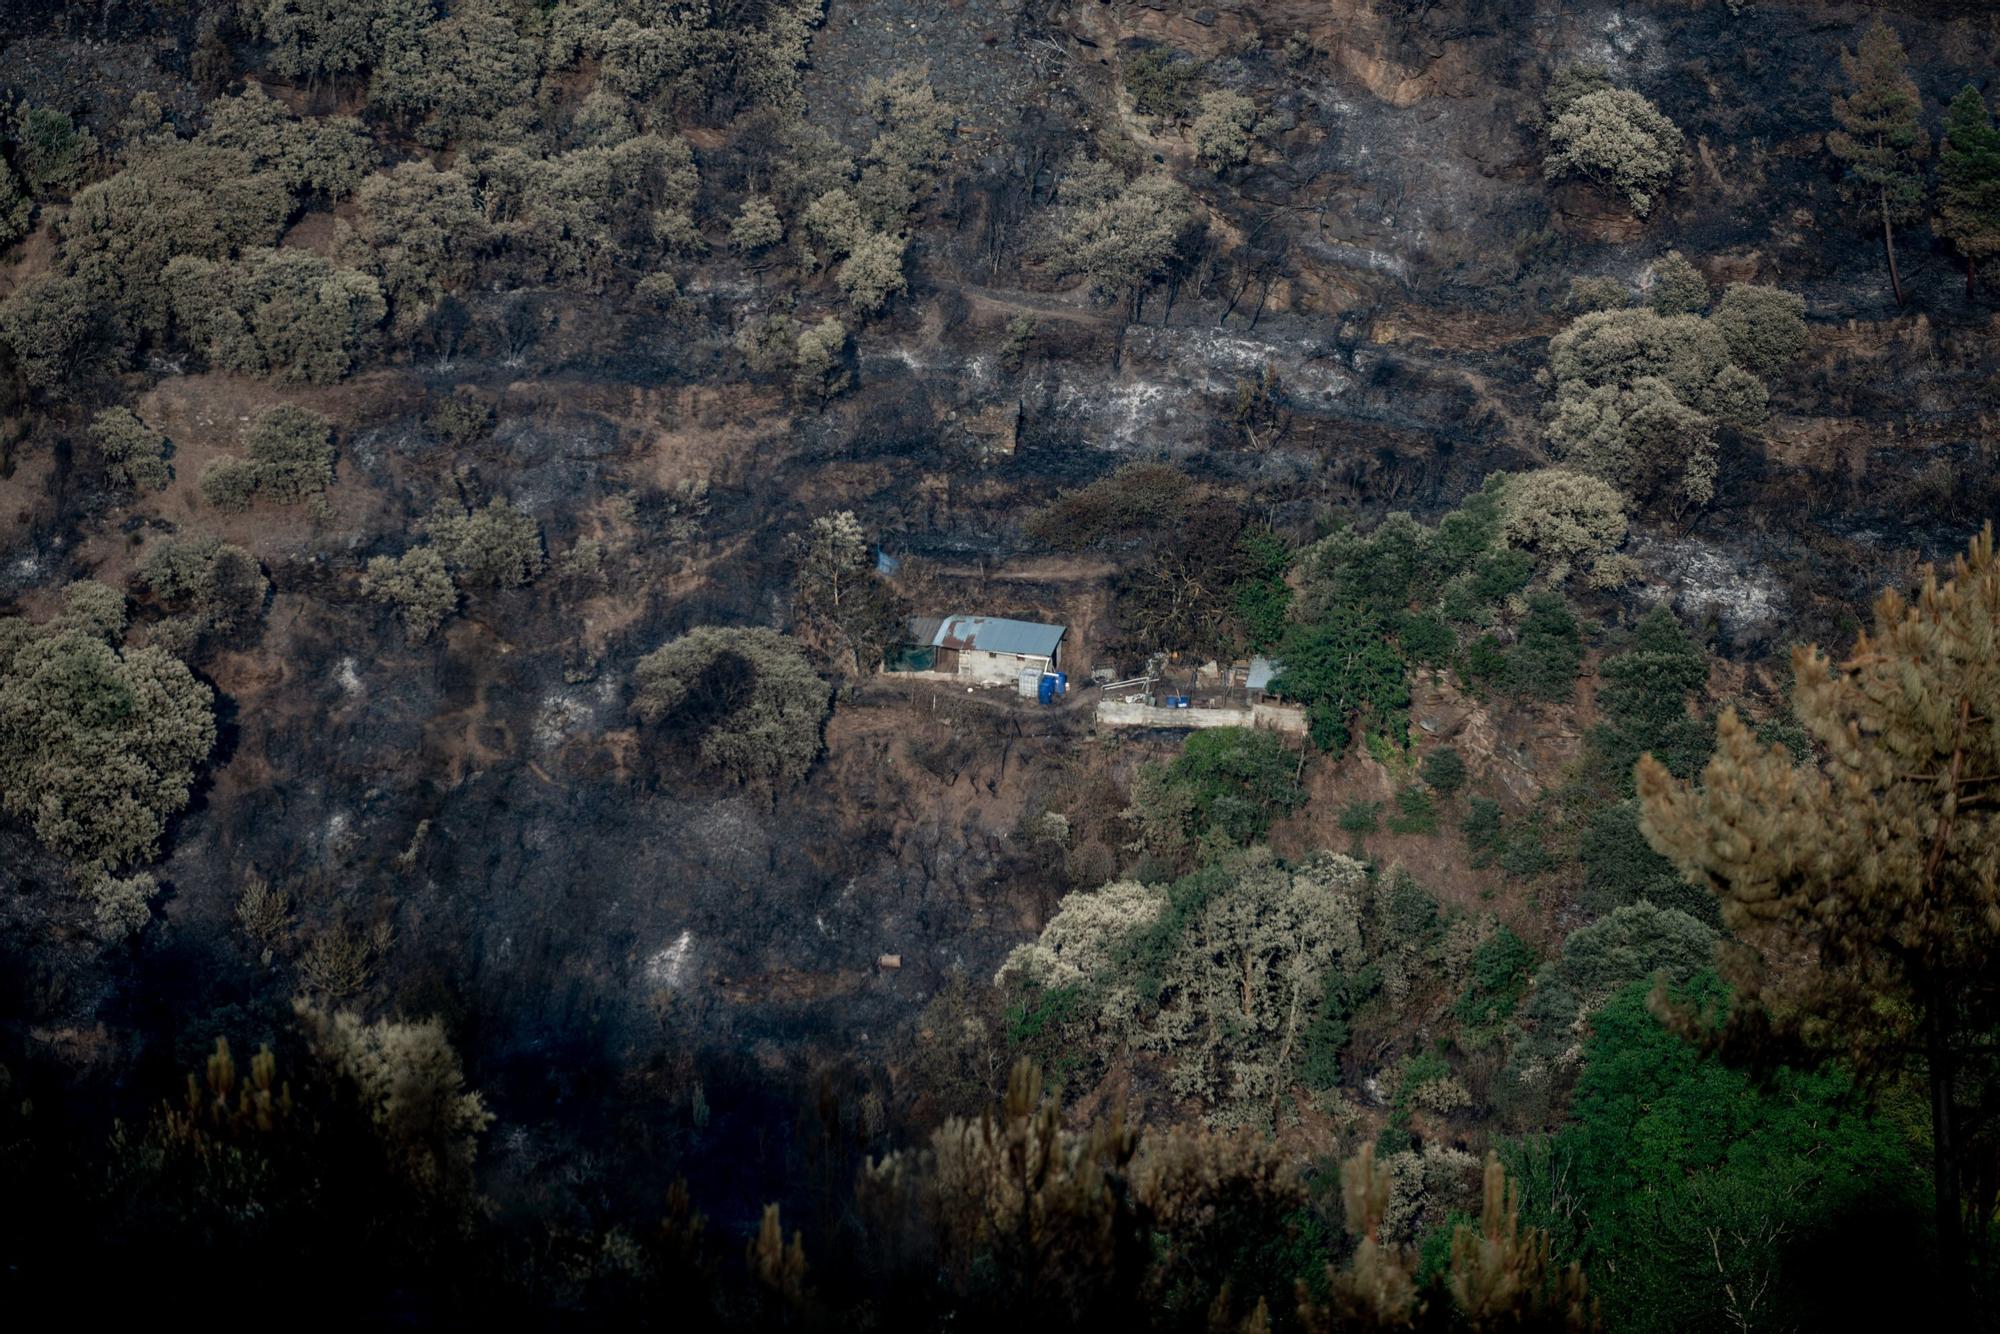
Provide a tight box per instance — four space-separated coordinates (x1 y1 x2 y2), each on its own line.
0 155 29 249
836 229 907 314
138 535 269 654
632 626 830 790
791 316 850 402
1274 604 1410 755
1543 308 1779 517
854 66 957 228
0 270 113 391
1128 727 1308 858
1645 250 1708 315
295 1001 493 1202
730 195 783 256
425 498 543 588
1709 283 1808 376
1191 91 1257 172
1543 86 1683 216
90 407 171 492
337 162 491 336
367 0 536 147
1123 48 1198 123
362 546 457 643
1231 528 1293 651
1827 20 1929 306
61 134 295 339
789 511 902 674
0 583 215 871
200 86 372 200
243 0 389 89
1587 606 1713 796
1638 525 2000 1307
1036 161 1194 311
1939 85 2000 297
167 248 385 383
9 102 96 196
1494 468 1634 587
241 404 336 504
1530 978 1921 1333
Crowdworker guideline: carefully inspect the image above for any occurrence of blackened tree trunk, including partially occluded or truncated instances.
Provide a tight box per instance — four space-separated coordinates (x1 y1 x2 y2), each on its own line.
1881 189 1907 306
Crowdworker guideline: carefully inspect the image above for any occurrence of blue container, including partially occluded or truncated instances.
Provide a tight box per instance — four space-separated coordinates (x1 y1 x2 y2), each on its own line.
1166 695 1191 708
1037 675 1056 705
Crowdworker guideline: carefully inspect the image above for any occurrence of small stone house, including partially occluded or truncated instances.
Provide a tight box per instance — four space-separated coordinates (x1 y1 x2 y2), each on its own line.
902 614 1066 686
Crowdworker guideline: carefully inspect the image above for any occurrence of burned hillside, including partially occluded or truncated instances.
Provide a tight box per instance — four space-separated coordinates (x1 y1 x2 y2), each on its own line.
1 1 1998 1329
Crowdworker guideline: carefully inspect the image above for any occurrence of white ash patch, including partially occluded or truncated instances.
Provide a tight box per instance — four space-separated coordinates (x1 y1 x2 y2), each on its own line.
1634 536 1787 643
1586 10 1666 76
335 656 363 696
532 691 594 750
645 929 696 990
322 809 355 857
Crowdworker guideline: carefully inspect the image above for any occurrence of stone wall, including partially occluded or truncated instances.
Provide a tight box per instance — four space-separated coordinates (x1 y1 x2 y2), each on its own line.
1095 699 1309 734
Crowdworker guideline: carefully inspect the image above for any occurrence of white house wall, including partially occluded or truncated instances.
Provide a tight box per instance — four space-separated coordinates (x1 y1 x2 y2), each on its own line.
959 650 1050 685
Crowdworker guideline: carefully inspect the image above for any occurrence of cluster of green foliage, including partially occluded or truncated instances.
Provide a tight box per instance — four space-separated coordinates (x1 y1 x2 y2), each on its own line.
1385 784 1438 836
138 535 270 657
0 583 214 873
89 407 171 493
1003 848 1371 1119
1191 91 1258 172
200 406 337 511
1544 288 1802 515
1035 158 1194 305
1586 607 1714 794
1524 978 1922 1333
0 90 369 391
424 498 543 589
167 248 385 383
1273 605 1410 754
1127 727 1306 866
1453 928 1536 1031
1542 65 1683 215
1502 902 1717 1096
1230 528 1293 651
1419 746 1466 795
426 388 496 449
632 626 830 790
0 101 96 245
1277 484 1588 753
1463 593 1584 702
735 310 852 400
1460 796 1556 878
1123 48 1200 122
362 547 459 644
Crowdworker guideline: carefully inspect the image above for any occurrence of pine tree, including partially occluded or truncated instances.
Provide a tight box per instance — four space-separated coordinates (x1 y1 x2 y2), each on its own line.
1939 85 2000 298
1637 523 2000 1312
1827 21 1930 306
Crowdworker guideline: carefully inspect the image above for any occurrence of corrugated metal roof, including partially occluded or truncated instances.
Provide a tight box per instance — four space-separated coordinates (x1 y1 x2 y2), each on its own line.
906 615 946 646
1246 656 1280 690
929 614 1064 658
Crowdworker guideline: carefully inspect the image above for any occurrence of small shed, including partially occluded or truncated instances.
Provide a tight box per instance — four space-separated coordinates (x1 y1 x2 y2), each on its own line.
905 613 1065 685
1246 656 1281 700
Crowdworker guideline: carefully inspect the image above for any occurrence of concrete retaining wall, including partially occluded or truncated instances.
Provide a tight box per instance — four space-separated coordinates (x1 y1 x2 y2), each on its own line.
1095 700 1308 735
